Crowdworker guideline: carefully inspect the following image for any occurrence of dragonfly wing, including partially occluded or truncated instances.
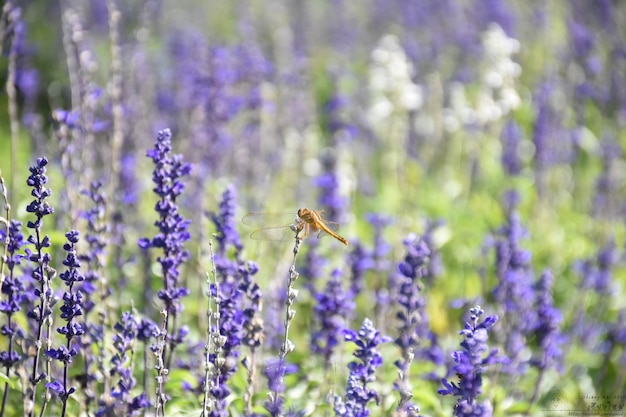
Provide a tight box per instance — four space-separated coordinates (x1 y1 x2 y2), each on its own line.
250 226 302 242
242 212 298 228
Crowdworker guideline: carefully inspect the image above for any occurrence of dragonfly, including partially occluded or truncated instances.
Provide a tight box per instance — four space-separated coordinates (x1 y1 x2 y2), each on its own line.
242 208 349 246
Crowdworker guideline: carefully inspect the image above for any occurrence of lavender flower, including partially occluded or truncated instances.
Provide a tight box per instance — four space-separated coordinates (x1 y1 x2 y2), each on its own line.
532 81 556 175
137 317 162 342
311 269 355 369
395 234 429 351
346 241 374 297
394 234 442 415
264 284 287 353
205 187 262 416
8 5 40 112
210 185 243 257
240 260 263 348
45 230 85 413
490 193 535 374
439 306 506 417
264 232 305 416
334 318 391 417
366 213 393 273
25 157 54 231
299 239 327 294
24 157 56 406
170 40 240 178
572 241 619 351
476 0 515 35
567 15 601 108
208 184 248 349
239 259 263 416
263 358 299 416
422 219 445 281
76 181 109 411
207 278 244 396
592 137 622 219
0 220 26 378
97 311 152 416
531 79 572 196
136 317 161 404
575 240 618 296
366 213 394 320
322 73 357 141
79 181 108 310
232 41 273 186
120 154 140 205
138 128 192 365
530 270 565 372
396 234 444 364
52 109 81 130
314 150 348 225
528 270 565 405
500 120 523 176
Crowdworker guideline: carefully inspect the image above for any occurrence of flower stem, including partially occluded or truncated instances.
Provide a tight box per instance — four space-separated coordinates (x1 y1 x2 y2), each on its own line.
271 233 302 414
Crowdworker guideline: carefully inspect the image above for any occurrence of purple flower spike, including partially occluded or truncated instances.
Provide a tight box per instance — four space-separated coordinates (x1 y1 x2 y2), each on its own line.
138 128 192 360
25 157 54 229
439 306 507 417
263 359 299 417
347 241 374 296
393 233 443 415
530 270 565 373
24 156 56 405
210 185 243 255
0 220 27 373
334 318 391 417
45 230 86 410
311 269 355 368
500 120 523 176
396 234 444 363
97 311 152 416
314 150 348 225
490 195 536 374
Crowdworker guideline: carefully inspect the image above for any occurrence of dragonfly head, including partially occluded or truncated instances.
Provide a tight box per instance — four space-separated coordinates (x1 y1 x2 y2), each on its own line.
297 207 314 221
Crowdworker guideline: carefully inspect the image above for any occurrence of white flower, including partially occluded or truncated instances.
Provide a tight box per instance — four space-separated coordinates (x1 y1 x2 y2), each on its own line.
368 34 424 122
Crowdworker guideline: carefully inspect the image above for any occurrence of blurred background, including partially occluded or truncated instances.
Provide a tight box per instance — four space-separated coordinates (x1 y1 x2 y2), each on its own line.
1 0 626 415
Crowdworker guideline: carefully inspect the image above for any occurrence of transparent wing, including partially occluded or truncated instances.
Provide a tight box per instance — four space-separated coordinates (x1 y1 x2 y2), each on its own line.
249 223 311 242
241 212 298 228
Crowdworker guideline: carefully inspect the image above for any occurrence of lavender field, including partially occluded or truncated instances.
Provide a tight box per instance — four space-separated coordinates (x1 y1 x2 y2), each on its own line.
1 1 625 416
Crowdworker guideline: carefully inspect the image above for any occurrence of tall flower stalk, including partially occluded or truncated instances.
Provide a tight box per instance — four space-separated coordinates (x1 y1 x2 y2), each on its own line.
3 2 22 204
201 241 221 417
138 128 192 412
266 228 304 416
97 311 152 417
44 230 85 416
311 269 355 372
24 157 56 417
490 192 535 374
79 181 110 409
204 186 262 416
439 305 507 417
528 270 565 408
333 318 391 417
0 219 26 417
393 234 430 416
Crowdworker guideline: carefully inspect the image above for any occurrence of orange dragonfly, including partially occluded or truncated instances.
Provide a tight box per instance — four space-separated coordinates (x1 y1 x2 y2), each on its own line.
242 208 349 246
